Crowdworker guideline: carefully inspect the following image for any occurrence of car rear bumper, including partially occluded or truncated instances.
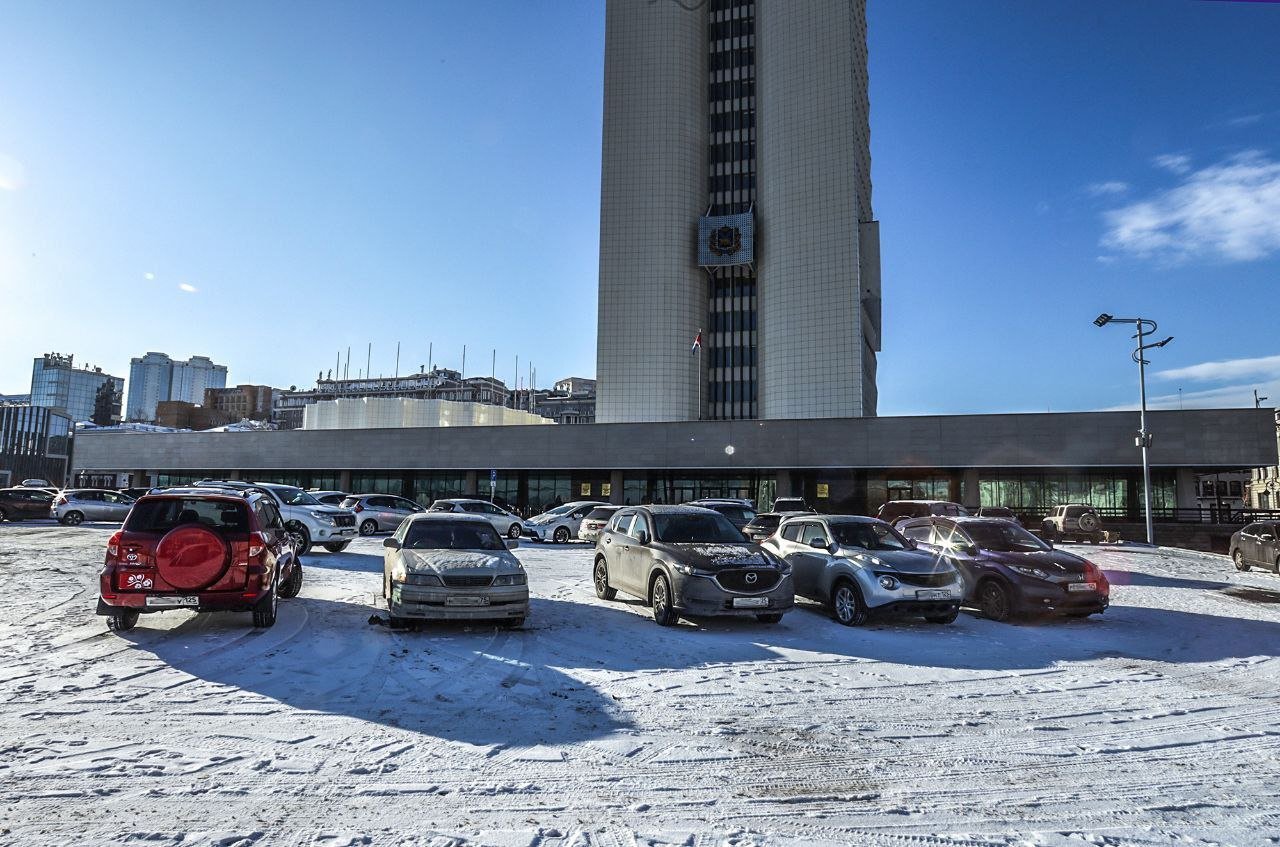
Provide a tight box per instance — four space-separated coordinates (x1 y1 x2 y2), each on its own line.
96 592 267 615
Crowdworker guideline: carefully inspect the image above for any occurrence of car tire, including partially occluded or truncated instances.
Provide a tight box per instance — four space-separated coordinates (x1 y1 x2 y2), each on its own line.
323 541 351 553
388 615 412 630
507 523 522 539
252 578 278 628
755 613 784 624
285 522 312 557
1232 550 1249 571
924 607 960 624
593 557 617 600
63 511 84 526
650 573 678 627
977 579 1013 622
553 526 570 544
500 617 525 629
831 579 869 627
359 519 378 536
0 507 7 521
278 562 303 599
106 609 139 632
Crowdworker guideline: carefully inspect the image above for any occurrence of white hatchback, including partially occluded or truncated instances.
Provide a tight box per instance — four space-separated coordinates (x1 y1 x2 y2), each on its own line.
428 498 525 539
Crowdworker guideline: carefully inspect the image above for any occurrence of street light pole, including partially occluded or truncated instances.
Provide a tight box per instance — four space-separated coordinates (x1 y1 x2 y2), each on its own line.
1094 313 1173 546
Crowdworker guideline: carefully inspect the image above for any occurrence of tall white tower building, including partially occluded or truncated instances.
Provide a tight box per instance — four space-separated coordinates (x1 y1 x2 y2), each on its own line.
595 0 880 422
126 353 228 423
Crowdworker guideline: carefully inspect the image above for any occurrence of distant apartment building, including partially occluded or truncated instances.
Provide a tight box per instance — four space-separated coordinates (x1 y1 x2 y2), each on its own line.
30 353 124 423
512 377 598 425
126 352 228 422
155 401 234 431
204 384 275 422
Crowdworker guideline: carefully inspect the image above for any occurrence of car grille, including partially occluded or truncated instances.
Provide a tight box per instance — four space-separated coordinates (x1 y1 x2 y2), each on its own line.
333 514 356 527
442 575 494 587
715 569 780 593
880 571 953 588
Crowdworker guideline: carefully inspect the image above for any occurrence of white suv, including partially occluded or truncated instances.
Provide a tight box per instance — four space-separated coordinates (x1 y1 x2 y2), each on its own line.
1041 504 1104 544
429 498 525 539
193 480 359 554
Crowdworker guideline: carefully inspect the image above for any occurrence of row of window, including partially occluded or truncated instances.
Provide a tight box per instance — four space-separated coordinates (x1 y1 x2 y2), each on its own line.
709 346 758 368
711 275 756 298
710 110 755 133
709 379 758 404
709 17 755 41
709 79 755 102
709 173 756 194
1199 480 1244 497
708 0 753 14
708 310 758 332
709 47 754 72
710 140 756 165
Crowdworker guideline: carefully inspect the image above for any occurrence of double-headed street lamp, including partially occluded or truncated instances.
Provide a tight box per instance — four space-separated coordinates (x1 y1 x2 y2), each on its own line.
1094 313 1174 545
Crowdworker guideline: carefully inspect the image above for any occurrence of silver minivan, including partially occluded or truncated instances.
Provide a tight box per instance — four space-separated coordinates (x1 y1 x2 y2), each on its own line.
342 494 426 535
53 489 136 525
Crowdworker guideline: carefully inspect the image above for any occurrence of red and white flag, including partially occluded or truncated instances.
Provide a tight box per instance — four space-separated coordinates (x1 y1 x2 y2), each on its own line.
691 329 702 355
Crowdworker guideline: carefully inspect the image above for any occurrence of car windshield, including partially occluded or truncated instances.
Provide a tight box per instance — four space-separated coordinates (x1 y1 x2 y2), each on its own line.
267 486 320 506
543 505 574 517
830 521 910 550
340 497 360 508
428 502 455 511
963 521 1049 552
403 521 504 551
654 512 746 543
125 498 249 533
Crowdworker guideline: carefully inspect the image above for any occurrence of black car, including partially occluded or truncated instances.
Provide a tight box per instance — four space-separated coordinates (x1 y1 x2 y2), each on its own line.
1230 521 1280 573
742 512 785 542
899 516 1109 621
686 499 758 534
0 488 55 521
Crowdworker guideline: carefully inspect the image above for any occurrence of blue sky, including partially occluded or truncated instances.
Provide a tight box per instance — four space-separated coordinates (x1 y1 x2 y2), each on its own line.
1 0 1278 415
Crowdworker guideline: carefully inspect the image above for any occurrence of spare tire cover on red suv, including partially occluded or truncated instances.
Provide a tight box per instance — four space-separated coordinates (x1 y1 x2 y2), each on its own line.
155 525 232 591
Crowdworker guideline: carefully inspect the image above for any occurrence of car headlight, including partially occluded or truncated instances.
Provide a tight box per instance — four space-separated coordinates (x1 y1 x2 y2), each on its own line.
878 575 900 590
1010 565 1050 580
310 511 337 525
403 573 443 586
671 562 712 577
493 573 527 586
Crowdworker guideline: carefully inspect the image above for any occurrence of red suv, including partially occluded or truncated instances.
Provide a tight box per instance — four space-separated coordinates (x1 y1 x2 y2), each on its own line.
97 490 302 632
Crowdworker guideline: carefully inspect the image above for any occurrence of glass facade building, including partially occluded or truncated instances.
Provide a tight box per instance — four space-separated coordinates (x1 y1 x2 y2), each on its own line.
0 405 72 486
30 353 123 423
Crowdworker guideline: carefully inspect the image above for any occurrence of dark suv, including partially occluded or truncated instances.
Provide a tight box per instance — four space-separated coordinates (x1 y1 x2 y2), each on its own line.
593 505 793 626
97 490 302 632
0 487 54 521
900 516 1109 621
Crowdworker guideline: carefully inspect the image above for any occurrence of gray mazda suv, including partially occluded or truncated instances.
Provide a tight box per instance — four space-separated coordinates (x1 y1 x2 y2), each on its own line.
593 505 794 626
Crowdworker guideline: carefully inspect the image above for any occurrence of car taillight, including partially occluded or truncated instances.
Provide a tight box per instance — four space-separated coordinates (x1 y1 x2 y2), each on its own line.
56 495 68 506
248 531 269 559
106 532 121 560
353 503 364 512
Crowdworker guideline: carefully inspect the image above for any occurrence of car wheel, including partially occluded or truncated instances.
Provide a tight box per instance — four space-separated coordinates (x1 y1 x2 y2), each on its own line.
831 579 869 627
1078 513 1100 533
755 613 784 624
285 522 312 557
106 609 139 632
553 526 570 544
924 607 960 624
977 579 1013 622
63 511 84 526
323 541 351 553
593 557 617 600
1274 555 1280 575
500 617 525 629
0 507 7 521
278 563 303 599
359 519 378 536
507 523 522 539
1232 550 1249 571
252 577 278 628
650 573 678 626
388 616 412 630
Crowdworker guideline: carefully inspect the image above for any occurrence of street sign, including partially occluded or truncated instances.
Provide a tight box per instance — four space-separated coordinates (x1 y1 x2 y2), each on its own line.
490 469 497 482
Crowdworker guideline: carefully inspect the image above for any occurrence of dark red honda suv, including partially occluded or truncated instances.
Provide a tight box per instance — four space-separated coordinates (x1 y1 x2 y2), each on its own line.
97 490 302 632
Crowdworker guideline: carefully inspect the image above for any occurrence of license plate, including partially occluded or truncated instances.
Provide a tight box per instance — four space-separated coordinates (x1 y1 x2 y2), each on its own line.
445 595 490 607
732 596 769 608
145 595 198 607
1069 582 1096 592
915 589 952 600
338 529 356 536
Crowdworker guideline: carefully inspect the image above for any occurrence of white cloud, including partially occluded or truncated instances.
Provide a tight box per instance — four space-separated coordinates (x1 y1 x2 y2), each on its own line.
1101 150 1280 263
1153 153 1192 174
1228 113 1263 128
1153 354 1280 384
1086 181 1129 197
1099 380 1278 412
144 272 155 281
0 152 25 191
178 283 197 293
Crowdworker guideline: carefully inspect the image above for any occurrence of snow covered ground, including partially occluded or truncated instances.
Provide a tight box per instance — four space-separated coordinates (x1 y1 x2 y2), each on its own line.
1 523 1279 846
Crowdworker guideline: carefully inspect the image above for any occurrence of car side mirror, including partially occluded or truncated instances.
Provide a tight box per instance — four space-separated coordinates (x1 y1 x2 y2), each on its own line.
809 538 828 550
383 538 400 549
505 538 520 550
637 530 650 545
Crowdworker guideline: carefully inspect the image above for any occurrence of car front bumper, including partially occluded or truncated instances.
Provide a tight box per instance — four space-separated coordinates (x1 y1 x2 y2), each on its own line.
858 573 965 613
390 583 529 620
672 572 795 617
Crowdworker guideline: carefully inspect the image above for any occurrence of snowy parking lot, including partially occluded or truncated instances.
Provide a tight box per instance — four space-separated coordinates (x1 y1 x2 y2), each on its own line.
2 524 1279 846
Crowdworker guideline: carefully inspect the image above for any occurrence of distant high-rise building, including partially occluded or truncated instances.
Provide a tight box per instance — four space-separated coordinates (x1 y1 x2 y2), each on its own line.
125 352 228 422
30 353 124 423
596 0 880 422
